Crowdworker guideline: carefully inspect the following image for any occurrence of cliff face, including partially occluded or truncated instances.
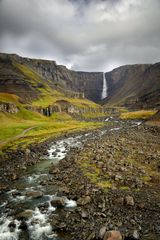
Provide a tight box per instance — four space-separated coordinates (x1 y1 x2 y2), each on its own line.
0 53 103 103
0 53 160 109
105 63 160 109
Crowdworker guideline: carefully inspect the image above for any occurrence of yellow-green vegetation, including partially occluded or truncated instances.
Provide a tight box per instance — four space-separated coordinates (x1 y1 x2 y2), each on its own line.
120 110 157 120
0 93 104 151
81 111 106 119
32 91 101 109
0 93 20 105
78 156 113 190
0 62 105 151
13 63 102 111
15 63 44 87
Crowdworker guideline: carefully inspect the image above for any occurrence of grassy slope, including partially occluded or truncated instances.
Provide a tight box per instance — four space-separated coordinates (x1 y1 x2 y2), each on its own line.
0 62 124 152
120 110 157 120
15 63 101 109
0 91 104 152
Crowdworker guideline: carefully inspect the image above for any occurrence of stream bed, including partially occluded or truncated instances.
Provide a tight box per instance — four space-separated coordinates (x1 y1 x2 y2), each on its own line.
0 120 142 240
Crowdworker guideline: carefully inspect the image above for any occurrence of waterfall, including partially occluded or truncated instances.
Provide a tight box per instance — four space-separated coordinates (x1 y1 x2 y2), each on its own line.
101 72 108 99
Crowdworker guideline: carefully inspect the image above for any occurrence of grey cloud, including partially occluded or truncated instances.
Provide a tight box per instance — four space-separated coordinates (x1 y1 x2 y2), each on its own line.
0 0 160 71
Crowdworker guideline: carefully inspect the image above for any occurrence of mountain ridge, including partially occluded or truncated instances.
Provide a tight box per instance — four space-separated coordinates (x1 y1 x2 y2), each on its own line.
0 52 160 109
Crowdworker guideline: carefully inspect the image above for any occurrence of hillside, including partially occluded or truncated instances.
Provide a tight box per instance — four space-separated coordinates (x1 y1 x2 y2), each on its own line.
104 63 160 109
0 53 103 103
1 53 160 110
0 53 105 150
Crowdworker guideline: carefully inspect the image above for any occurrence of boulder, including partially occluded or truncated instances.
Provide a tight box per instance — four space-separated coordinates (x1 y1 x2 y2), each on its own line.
49 167 60 174
124 195 134 206
10 173 18 181
77 196 91 206
17 210 33 220
51 197 66 208
25 191 43 198
99 226 107 239
103 231 122 240
8 221 16 232
18 221 28 231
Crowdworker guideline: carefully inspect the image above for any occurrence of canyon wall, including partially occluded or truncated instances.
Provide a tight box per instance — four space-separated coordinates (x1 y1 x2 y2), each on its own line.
0 53 160 109
0 53 103 102
105 63 160 108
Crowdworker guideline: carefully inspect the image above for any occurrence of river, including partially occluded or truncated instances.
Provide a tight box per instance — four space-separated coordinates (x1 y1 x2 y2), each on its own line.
0 120 142 240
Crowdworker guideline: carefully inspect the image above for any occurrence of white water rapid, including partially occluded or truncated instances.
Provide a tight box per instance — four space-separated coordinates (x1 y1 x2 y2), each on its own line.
101 72 108 100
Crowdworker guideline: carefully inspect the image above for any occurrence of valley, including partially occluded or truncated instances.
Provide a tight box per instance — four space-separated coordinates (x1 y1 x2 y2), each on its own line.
0 53 160 240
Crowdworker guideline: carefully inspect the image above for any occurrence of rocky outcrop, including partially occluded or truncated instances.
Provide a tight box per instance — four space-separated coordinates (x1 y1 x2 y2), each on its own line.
0 102 19 113
26 100 104 117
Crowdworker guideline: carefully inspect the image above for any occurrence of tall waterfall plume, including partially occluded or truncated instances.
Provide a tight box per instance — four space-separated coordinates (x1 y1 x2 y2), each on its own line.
101 72 108 99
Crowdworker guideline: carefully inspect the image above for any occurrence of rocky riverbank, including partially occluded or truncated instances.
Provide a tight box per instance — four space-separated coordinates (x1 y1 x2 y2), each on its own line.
0 121 160 240
46 124 160 240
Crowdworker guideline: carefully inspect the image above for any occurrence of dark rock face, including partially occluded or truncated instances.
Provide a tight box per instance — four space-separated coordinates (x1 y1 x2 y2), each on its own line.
0 54 39 102
104 64 160 108
0 53 103 103
0 53 160 107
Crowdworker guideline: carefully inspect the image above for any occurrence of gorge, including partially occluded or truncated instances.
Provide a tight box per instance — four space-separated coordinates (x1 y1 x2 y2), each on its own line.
0 53 160 240
0 53 160 109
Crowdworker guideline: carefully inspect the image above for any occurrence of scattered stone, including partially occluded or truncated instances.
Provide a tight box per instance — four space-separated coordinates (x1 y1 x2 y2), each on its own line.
0 183 8 192
77 196 91 206
17 210 33 220
25 149 31 155
18 221 28 231
114 197 124 205
25 191 43 198
8 221 16 232
99 226 107 239
87 232 96 240
126 230 139 239
51 197 66 208
81 209 88 218
124 195 134 206
49 167 60 174
10 173 18 181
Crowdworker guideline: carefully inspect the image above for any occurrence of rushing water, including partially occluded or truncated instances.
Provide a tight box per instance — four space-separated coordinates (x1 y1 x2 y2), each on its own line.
101 72 108 99
0 121 142 240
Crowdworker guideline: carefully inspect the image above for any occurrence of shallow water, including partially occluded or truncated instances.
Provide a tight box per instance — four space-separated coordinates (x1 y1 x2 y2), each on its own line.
0 120 142 240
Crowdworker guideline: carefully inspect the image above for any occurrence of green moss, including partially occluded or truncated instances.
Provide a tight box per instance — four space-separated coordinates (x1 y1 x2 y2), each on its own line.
140 175 151 182
97 181 113 189
120 186 130 190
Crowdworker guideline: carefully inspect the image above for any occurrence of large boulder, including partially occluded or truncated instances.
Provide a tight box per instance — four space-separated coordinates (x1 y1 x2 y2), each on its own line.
16 210 33 220
51 197 66 208
103 231 122 240
25 191 43 198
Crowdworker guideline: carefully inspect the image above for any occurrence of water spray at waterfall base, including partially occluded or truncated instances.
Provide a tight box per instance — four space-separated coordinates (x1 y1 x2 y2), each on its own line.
101 72 108 100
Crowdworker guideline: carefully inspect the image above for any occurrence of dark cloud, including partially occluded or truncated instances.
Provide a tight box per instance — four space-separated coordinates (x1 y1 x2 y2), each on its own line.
0 0 160 71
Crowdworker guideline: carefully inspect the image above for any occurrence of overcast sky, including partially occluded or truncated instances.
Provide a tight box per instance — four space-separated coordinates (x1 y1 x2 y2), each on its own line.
0 0 160 71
